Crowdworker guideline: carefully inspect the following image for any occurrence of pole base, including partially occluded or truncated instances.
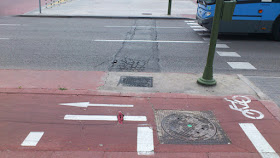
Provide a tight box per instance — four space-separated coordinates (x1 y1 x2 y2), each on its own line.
197 77 216 86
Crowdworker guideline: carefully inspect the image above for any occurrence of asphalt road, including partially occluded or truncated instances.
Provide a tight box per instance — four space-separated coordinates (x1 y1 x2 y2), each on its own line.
0 17 279 76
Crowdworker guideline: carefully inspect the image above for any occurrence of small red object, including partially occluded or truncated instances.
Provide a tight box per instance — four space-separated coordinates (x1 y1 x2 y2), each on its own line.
118 111 124 124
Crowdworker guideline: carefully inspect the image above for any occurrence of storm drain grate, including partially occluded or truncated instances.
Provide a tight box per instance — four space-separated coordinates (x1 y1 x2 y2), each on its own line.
118 76 153 87
155 110 230 144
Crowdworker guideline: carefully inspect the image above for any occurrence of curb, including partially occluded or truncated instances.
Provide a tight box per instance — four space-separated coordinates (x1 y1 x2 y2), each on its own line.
261 100 280 122
237 74 271 100
0 88 259 101
16 14 196 20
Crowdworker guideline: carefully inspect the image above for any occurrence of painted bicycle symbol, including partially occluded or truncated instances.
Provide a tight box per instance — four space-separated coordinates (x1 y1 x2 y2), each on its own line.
224 96 264 119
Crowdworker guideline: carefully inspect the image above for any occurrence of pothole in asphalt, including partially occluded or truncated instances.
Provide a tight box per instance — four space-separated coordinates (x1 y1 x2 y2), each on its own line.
155 110 231 144
110 57 147 72
118 76 153 87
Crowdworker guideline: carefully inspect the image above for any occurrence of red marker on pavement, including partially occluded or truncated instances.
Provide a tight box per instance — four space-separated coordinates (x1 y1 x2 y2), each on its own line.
118 111 124 124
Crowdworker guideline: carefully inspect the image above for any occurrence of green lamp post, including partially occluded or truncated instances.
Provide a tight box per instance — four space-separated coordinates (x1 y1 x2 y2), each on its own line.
197 0 236 86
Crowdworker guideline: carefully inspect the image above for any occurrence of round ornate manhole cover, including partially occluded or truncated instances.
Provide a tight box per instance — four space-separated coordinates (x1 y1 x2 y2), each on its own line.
161 113 217 141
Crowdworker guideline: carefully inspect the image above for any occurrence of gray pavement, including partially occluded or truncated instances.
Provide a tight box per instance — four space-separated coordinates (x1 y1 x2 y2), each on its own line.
0 17 279 76
246 76 280 107
0 17 279 106
24 0 197 18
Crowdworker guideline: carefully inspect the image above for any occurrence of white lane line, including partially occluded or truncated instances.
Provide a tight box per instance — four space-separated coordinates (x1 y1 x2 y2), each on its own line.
0 38 9 40
187 23 200 26
104 26 187 29
190 25 204 28
202 37 211 41
60 102 134 108
64 115 147 121
227 62 257 69
184 20 195 23
21 132 44 146
217 51 241 57
216 44 229 48
0 24 21 26
137 127 154 155
125 116 147 121
202 37 221 41
198 32 211 36
193 28 208 31
94 40 205 44
239 123 279 158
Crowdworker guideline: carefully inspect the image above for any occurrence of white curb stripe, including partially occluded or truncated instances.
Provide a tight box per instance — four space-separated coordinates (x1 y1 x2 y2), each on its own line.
137 127 154 155
187 23 200 25
94 40 205 43
227 62 257 69
216 44 229 48
64 115 147 121
239 123 279 158
21 132 44 146
190 25 204 28
202 37 210 41
217 51 241 57
193 28 208 31
198 32 211 36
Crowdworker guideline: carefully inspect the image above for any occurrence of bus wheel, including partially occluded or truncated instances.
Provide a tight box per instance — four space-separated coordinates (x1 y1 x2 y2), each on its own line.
272 18 280 41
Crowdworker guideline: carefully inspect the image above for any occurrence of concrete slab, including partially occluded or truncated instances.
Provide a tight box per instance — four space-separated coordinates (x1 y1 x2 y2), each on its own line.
24 0 197 19
100 72 258 98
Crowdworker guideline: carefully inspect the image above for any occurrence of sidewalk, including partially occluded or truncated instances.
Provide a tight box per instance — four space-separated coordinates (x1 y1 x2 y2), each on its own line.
0 70 280 158
23 0 197 19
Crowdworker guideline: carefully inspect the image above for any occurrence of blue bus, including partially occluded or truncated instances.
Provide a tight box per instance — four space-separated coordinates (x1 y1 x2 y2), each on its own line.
196 0 280 40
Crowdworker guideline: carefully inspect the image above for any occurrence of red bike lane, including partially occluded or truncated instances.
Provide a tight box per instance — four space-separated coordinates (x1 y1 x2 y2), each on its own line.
0 93 279 157
0 0 40 16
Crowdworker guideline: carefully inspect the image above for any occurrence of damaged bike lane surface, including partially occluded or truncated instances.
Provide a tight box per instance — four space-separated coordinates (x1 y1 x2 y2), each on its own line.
0 93 280 158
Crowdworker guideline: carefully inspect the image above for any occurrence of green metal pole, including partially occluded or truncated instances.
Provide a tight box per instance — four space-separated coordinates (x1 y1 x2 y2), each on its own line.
168 0 172 15
197 0 224 86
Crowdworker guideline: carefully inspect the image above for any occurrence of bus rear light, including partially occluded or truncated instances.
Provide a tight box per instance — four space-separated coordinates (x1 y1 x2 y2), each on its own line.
258 9 263 14
261 27 266 30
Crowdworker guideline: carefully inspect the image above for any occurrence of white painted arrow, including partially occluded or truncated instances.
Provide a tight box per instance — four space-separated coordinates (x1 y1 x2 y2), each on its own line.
60 102 134 108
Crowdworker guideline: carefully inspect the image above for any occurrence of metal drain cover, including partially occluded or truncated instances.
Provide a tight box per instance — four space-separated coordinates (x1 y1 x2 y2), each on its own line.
118 76 153 87
155 110 230 144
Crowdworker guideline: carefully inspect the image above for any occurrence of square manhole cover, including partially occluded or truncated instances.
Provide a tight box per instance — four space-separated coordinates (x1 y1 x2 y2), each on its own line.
118 76 153 87
155 110 230 144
